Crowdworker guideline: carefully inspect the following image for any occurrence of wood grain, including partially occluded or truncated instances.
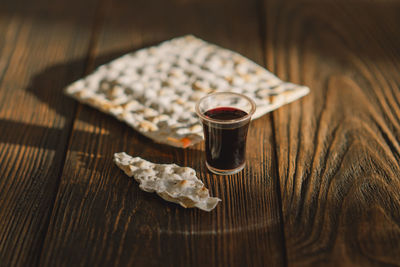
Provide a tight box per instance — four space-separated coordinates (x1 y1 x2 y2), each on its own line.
0 0 98 265
38 0 286 266
262 0 400 265
3 0 400 265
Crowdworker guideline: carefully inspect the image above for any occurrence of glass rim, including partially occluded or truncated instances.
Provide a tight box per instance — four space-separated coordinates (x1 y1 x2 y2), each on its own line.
195 92 257 124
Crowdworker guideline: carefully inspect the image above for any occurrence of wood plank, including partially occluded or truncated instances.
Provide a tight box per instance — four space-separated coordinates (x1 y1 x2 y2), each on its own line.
0 0 99 265
39 0 286 266
0 2 24 83
262 0 400 265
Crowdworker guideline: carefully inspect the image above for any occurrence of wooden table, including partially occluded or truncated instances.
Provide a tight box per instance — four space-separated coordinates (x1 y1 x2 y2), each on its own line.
1 0 400 266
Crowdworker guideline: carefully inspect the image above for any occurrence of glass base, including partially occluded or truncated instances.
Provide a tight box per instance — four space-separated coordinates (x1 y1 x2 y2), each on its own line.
206 162 246 175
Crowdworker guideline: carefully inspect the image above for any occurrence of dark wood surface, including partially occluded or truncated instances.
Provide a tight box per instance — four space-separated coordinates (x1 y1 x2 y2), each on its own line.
0 0 399 266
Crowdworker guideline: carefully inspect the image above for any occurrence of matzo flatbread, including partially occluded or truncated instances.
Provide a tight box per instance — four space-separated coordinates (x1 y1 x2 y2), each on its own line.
66 35 309 147
114 152 221 211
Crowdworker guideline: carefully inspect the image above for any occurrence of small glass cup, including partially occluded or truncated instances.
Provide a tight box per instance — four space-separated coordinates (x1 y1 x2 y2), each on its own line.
196 92 256 175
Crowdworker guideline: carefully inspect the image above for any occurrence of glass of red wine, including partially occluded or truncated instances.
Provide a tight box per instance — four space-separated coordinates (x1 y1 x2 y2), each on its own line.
196 92 256 175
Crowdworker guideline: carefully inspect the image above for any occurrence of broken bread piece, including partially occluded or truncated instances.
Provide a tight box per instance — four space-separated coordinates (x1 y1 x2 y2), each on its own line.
114 152 221 211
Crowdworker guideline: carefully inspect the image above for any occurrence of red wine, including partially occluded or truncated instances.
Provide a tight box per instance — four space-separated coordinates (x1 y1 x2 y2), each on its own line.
203 107 249 171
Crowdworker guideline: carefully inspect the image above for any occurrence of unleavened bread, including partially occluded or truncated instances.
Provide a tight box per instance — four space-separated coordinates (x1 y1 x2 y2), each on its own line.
66 35 309 147
114 152 221 211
